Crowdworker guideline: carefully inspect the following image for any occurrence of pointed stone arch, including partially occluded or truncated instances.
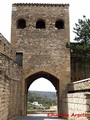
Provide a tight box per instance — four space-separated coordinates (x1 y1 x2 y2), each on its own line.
26 71 59 90
23 71 59 115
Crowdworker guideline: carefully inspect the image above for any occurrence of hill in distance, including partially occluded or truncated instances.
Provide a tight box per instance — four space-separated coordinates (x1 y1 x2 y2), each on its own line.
28 90 57 101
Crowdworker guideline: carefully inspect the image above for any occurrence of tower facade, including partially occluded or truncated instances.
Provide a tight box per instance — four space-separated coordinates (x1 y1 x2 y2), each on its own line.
11 3 70 114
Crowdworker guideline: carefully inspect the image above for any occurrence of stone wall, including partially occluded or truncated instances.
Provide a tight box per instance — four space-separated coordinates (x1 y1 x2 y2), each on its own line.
62 92 90 120
0 52 22 120
0 33 16 60
11 4 70 114
68 78 90 92
62 79 90 120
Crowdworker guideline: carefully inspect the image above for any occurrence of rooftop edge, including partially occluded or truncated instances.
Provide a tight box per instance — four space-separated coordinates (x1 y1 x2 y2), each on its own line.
13 3 69 7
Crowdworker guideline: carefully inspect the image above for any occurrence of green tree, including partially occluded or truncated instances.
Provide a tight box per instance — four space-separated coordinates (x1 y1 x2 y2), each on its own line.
27 92 57 110
66 16 90 78
73 15 90 44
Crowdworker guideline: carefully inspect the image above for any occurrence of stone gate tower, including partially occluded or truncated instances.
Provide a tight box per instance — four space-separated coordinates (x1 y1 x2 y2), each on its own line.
11 3 70 115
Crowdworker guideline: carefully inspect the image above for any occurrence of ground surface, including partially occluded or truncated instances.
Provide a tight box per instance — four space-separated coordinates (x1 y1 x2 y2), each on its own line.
15 114 65 120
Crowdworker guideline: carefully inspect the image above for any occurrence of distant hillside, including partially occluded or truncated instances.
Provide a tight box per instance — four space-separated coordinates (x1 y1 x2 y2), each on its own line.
28 90 57 100
28 90 57 109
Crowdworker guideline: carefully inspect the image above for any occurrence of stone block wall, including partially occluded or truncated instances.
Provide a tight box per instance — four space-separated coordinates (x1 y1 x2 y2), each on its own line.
0 33 16 60
68 78 90 91
11 3 71 115
62 92 90 120
11 4 70 76
62 79 90 120
11 4 70 109
0 52 22 120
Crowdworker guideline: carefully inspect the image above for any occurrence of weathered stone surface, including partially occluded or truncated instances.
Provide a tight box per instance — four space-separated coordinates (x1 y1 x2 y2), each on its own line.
11 3 70 116
68 78 90 91
0 34 16 60
62 92 90 120
0 53 22 120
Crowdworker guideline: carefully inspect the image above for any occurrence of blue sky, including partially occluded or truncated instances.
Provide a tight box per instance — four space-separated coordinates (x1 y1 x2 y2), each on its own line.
0 0 90 91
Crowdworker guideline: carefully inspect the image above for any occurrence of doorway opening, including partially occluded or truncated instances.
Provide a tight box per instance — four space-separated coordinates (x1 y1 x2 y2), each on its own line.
27 77 57 114
25 71 59 115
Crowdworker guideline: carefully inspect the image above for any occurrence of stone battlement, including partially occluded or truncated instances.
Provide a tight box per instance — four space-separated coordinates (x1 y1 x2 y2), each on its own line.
13 3 69 7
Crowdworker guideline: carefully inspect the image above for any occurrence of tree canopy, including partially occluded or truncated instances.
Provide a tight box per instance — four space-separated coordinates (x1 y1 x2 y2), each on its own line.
66 15 90 79
66 15 90 53
73 15 90 44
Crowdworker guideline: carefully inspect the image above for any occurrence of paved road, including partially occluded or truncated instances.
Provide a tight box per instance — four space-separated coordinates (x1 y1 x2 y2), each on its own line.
15 114 65 120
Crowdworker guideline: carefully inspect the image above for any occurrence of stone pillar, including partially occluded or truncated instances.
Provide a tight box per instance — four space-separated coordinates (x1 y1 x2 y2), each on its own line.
22 78 27 116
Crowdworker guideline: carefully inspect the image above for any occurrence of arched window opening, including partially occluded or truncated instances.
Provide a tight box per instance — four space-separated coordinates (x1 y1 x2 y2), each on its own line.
17 19 26 29
55 19 64 29
36 19 45 29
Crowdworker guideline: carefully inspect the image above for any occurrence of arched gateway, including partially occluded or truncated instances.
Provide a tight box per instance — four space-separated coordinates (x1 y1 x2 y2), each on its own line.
11 3 70 115
25 71 59 114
